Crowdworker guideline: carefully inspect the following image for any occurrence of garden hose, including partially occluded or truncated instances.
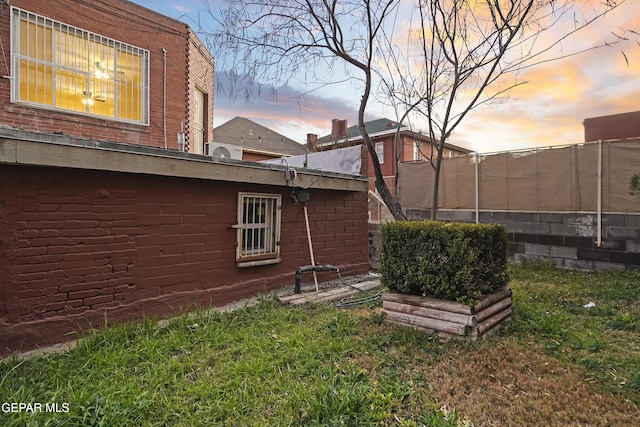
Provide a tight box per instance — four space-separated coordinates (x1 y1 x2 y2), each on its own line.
334 271 386 308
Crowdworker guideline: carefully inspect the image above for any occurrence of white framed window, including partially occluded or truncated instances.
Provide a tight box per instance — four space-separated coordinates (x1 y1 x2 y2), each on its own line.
413 141 420 161
375 142 384 164
236 193 281 266
11 7 149 125
193 88 205 154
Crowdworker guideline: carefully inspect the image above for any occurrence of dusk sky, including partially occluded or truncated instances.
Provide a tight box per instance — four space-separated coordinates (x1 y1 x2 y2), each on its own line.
131 0 640 153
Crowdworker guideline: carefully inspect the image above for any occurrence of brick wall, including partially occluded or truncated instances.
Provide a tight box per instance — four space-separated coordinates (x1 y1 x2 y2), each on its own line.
0 164 369 355
243 152 280 162
406 209 640 271
1 0 211 150
367 136 395 178
186 29 215 152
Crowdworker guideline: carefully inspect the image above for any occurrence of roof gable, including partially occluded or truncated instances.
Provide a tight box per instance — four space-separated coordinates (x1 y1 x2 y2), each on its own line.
214 117 307 156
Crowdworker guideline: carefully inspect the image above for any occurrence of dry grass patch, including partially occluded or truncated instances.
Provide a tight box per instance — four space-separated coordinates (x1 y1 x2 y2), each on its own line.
424 339 638 426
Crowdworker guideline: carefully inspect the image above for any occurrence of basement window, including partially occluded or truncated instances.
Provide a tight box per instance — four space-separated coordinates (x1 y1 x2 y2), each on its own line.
236 193 281 267
11 7 149 125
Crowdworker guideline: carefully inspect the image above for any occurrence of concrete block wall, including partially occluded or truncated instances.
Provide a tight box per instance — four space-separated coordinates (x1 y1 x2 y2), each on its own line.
0 164 369 355
406 209 640 271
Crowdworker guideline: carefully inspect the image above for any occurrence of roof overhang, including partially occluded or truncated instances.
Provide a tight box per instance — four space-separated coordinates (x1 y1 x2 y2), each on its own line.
0 129 367 192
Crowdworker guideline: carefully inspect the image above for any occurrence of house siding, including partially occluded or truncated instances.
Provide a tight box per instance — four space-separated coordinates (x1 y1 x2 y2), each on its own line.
367 137 394 180
0 0 212 150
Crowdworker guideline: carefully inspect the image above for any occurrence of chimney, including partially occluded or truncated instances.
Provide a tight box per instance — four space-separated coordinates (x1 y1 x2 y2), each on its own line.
331 119 347 139
306 133 318 152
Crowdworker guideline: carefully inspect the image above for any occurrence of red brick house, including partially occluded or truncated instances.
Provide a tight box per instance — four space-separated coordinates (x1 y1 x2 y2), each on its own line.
0 1 369 356
308 119 472 221
309 119 471 191
0 132 369 356
0 0 214 154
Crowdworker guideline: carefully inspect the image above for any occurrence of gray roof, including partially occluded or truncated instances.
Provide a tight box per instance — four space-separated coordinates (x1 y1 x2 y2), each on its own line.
317 118 401 143
214 117 308 156
317 117 472 154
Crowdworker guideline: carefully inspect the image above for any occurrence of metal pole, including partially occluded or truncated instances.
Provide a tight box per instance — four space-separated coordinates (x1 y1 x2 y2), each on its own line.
597 139 602 247
162 48 167 150
303 205 319 291
475 152 479 224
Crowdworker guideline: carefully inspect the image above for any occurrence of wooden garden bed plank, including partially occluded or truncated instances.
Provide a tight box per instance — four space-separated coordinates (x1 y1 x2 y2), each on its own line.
382 293 472 315
382 300 474 327
471 287 512 313
475 296 512 323
383 310 468 336
383 287 512 340
473 307 513 338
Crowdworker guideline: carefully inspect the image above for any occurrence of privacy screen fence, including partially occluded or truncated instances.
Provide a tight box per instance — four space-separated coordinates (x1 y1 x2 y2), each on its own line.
398 140 640 214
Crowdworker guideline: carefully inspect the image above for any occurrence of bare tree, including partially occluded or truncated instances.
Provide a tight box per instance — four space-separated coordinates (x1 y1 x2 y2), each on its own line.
206 0 406 220
378 0 630 219
206 0 631 221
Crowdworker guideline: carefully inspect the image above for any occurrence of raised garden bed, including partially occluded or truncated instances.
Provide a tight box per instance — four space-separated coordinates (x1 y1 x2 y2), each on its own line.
382 286 512 339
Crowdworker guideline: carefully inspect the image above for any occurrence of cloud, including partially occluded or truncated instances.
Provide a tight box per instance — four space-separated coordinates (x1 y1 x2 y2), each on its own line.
450 1 640 153
172 4 189 14
209 0 640 152
214 72 370 143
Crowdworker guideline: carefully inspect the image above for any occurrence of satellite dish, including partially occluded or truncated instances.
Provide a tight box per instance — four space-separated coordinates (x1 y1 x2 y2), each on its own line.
212 146 232 158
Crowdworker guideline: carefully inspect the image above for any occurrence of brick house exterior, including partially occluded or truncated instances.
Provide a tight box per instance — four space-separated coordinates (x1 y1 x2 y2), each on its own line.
0 0 214 153
0 132 369 356
0 1 370 356
185 31 215 154
309 118 472 192
308 119 472 222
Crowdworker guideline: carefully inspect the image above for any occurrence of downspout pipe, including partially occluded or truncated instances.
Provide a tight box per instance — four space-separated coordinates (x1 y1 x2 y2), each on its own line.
596 139 602 247
162 48 167 150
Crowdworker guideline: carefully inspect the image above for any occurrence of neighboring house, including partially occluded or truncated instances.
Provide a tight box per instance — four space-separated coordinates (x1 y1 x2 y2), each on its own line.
583 111 640 143
309 118 471 191
0 0 214 154
214 117 308 161
308 118 472 222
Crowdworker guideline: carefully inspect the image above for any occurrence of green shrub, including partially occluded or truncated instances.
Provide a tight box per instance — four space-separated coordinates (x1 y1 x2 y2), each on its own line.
379 221 509 304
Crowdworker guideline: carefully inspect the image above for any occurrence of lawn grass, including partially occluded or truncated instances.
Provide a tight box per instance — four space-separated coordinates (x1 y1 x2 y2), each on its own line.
1 263 639 426
508 261 640 394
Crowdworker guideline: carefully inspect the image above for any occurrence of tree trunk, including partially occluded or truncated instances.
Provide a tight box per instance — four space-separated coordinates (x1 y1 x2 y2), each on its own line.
430 138 446 220
357 68 406 221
